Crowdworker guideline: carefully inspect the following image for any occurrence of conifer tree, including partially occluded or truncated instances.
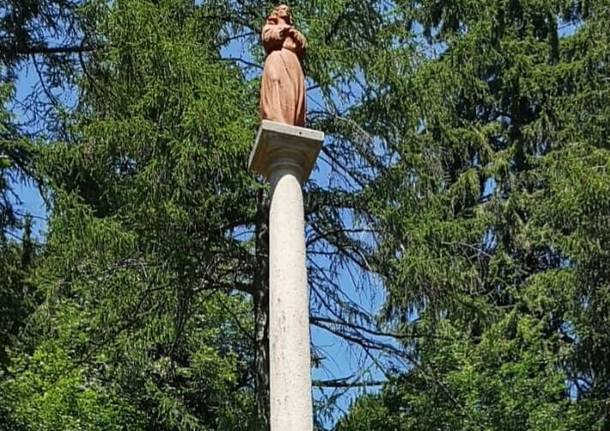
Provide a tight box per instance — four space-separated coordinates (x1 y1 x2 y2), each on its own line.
338 0 610 429
2 0 609 430
2 1 403 429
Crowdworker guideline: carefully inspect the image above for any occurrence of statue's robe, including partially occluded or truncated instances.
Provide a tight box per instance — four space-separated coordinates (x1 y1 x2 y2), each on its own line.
260 22 306 127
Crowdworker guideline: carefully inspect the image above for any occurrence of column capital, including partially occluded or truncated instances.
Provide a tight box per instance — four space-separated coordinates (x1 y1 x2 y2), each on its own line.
249 120 324 183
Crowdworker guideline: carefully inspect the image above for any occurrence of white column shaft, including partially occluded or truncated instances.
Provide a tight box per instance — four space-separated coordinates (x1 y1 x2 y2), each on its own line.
269 166 313 431
248 121 323 431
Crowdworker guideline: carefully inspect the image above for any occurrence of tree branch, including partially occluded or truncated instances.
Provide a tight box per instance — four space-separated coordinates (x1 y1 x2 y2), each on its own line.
12 44 98 56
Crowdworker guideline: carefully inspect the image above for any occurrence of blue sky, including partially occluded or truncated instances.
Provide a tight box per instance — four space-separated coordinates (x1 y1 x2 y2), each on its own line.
8 62 49 239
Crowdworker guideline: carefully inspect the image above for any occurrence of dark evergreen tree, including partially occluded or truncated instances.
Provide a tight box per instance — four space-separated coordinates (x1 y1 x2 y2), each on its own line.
1 0 609 430
338 0 610 429
1 1 402 429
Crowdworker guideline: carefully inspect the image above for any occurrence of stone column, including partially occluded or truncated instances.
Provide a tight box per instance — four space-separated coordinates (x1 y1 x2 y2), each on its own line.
249 120 324 431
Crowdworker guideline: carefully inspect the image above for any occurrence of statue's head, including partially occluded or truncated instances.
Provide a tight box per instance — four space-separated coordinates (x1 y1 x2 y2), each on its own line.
271 4 293 25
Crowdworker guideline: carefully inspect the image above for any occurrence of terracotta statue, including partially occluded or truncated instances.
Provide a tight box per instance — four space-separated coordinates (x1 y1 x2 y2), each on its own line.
260 4 307 127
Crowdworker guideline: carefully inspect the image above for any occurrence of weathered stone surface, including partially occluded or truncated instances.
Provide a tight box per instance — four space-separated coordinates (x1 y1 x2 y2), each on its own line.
249 120 323 431
249 120 323 183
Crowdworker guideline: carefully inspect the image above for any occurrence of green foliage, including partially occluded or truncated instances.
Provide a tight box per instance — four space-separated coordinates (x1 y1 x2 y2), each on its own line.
338 0 610 429
1 341 145 431
3 0 262 428
10 0 262 428
1 0 609 429
0 235 34 368
338 315 595 431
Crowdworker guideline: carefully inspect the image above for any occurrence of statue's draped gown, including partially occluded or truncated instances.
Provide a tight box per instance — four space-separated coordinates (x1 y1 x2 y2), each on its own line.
260 22 306 126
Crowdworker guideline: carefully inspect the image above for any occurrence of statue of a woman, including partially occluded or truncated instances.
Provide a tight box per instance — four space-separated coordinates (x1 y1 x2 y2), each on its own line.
260 4 307 127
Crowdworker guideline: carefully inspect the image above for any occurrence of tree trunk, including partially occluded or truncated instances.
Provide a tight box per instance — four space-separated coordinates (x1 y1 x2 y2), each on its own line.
254 187 270 430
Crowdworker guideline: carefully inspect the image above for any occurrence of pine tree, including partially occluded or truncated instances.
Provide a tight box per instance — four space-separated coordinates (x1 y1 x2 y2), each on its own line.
338 0 610 429
3 0 608 429
2 1 404 428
